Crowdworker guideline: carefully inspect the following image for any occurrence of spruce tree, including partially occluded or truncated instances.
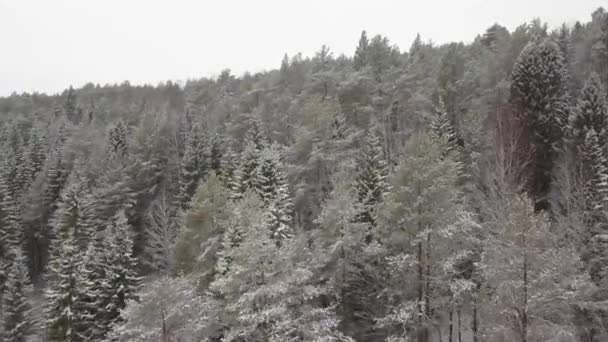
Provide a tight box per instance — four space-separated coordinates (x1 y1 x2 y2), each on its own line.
219 146 239 192
176 128 210 210
176 139 199 210
99 211 140 332
64 86 81 124
431 103 462 155
580 130 608 283
354 129 388 233
2 250 33 342
45 235 82 342
234 141 261 197
209 133 223 173
73 238 106 340
108 120 129 157
570 73 608 147
353 30 369 70
510 38 570 208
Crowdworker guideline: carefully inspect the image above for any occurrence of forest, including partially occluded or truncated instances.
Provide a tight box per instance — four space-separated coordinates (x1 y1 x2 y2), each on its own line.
0 7 608 342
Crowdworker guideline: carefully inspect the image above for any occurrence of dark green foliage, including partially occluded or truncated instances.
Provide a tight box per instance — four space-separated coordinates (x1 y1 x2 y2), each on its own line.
510 38 570 208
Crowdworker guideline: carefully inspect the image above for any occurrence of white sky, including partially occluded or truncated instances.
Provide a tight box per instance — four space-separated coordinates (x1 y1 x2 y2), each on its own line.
0 0 605 96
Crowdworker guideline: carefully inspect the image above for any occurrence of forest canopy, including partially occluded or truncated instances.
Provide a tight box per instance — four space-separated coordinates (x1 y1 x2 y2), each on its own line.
1 7 608 342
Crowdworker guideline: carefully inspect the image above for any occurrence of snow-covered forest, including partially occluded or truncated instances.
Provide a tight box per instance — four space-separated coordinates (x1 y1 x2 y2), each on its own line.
1 7 608 342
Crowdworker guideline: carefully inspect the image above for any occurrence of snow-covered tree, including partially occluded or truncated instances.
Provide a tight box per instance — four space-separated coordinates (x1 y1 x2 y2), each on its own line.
431 102 462 155
219 146 239 194
234 140 261 198
45 235 83 342
354 128 388 233
253 145 293 242
3 250 33 342
480 195 592 342
569 73 608 147
100 210 140 331
176 138 200 210
108 276 220 342
353 31 369 71
173 174 230 279
108 120 129 157
73 237 106 341
143 190 178 274
580 130 608 284
312 172 383 340
377 133 467 341
510 38 570 208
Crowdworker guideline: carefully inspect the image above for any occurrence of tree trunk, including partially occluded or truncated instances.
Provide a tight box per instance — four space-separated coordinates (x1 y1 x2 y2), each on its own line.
457 307 462 342
522 238 528 342
425 232 432 317
417 241 427 342
473 300 479 342
449 306 453 342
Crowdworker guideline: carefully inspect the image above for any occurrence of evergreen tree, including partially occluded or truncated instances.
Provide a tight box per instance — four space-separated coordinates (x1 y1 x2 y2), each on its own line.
174 174 230 278
64 86 81 124
176 139 199 210
209 133 223 173
234 141 260 198
378 133 466 341
0 163 23 260
569 73 608 147
510 38 570 208
353 30 369 70
108 120 129 157
73 238 106 340
580 130 608 283
593 11 608 85
45 235 83 342
176 128 209 210
99 211 140 331
437 43 465 117
210 193 294 341
2 250 33 342
219 146 238 192
354 129 388 236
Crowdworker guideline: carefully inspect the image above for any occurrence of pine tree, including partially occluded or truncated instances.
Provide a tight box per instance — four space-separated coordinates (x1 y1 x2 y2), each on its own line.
378 133 465 341
3 250 33 342
354 129 388 234
353 30 369 70
510 38 570 208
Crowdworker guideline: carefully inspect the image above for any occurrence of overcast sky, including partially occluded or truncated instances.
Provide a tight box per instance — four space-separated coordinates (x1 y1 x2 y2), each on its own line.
0 0 605 96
